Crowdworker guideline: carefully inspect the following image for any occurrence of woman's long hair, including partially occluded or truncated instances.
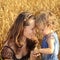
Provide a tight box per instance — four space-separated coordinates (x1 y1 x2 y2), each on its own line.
5 12 35 47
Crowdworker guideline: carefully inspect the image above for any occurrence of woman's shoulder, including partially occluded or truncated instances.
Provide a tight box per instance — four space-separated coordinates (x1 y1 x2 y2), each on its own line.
1 46 14 59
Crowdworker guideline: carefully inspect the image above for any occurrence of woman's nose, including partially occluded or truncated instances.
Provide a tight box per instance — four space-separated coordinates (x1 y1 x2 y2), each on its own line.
33 29 36 34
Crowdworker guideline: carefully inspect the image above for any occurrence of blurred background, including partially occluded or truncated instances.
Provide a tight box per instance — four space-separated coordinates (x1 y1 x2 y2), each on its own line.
0 0 60 60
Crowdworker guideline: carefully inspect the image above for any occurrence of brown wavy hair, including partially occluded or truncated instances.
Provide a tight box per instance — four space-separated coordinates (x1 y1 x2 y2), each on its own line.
5 12 35 47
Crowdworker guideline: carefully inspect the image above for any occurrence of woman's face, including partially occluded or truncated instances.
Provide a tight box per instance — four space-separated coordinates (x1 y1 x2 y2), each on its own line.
24 18 36 39
27 18 35 30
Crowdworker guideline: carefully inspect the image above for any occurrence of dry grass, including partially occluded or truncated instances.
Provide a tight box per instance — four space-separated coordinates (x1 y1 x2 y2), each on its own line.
0 0 60 60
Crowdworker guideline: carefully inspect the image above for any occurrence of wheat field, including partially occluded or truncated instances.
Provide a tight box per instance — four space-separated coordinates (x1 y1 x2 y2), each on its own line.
0 0 60 60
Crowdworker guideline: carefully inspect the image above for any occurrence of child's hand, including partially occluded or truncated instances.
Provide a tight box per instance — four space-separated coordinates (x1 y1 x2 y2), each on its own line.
30 47 41 60
30 51 37 60
33 47 41 57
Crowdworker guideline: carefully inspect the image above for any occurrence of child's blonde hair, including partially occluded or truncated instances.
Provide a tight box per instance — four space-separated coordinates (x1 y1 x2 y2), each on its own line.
36 11 59 31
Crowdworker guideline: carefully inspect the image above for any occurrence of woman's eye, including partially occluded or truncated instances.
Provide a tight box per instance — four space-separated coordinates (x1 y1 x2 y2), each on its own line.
41 29 44 31
31 28 34 30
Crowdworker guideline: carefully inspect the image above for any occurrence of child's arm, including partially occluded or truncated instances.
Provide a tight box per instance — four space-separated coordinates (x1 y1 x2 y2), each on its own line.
33 37 55 56
39 37 54 54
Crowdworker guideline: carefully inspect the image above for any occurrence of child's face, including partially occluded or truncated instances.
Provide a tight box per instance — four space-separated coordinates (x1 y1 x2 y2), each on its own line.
36 24 50 36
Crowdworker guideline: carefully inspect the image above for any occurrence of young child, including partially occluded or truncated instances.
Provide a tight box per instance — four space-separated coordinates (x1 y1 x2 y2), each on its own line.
33 11 59 60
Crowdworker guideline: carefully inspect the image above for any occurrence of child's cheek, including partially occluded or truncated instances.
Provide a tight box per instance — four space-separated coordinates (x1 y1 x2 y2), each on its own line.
43 30 47 35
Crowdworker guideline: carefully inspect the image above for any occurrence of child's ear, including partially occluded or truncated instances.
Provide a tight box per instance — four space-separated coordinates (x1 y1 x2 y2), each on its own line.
47 24 53 29
47 23 52 29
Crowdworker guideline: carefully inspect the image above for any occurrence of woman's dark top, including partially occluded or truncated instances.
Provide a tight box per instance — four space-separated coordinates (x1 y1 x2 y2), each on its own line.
1 46 30 60
1 38 36 60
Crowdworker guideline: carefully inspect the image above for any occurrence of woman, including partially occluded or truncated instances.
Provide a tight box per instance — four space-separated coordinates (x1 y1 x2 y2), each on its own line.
1 12 38 60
